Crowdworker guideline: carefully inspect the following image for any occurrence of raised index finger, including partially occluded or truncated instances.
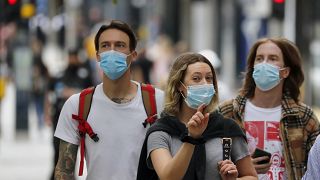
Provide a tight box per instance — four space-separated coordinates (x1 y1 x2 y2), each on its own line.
197 103 206 113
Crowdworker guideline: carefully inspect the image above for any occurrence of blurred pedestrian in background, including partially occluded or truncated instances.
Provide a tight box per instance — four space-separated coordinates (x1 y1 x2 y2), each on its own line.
219 37 320 180
131 48 153 84
199 49 234 102
31 36 49 130
45 48 94 180
137 53 257 180
146 34 175 89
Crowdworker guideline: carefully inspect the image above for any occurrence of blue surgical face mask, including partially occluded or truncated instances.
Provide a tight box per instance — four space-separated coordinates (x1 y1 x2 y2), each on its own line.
99 50 131 80
180 82 215 109
252 62 285 91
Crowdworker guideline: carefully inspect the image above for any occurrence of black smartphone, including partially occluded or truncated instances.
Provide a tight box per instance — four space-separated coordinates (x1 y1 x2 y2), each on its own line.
252 148 271 164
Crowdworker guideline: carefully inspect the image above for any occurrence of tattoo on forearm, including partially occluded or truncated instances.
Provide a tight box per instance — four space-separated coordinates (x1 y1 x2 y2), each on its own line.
54 140 78 180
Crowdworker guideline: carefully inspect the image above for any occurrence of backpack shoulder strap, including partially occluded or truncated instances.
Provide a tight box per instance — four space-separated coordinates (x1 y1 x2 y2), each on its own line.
141 83 157 127
79 87 95 121
71 86 98 176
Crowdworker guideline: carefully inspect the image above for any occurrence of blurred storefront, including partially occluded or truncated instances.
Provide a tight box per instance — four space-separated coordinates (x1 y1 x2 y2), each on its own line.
1 0 320 135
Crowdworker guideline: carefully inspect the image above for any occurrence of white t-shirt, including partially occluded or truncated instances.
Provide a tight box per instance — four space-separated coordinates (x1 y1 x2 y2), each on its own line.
54 81 164 180
244 100 287 180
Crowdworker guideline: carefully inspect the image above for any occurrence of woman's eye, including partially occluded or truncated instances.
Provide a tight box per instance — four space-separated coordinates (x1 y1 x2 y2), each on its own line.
206 76 213 82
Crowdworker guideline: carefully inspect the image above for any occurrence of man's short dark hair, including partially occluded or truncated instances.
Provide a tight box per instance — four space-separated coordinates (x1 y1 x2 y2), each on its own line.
94 20 137 52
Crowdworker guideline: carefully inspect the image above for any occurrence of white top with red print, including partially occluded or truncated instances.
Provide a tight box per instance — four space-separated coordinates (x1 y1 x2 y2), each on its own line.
244 100 287 180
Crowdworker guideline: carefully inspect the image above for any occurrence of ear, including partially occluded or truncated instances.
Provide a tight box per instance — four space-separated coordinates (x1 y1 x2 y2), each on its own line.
282 67 290 78
130 50 138 62
178 81 185 93
96 51 100 62
127 51 137 66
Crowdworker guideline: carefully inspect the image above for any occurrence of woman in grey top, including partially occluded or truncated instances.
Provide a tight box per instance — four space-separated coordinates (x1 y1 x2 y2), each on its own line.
137 53 257 180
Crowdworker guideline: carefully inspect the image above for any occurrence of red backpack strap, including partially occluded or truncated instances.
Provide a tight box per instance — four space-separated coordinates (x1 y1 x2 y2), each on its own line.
141 83 157 127
71 86 98 176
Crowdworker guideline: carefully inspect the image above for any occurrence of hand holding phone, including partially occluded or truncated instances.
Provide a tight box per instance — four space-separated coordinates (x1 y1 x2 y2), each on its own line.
252 148 271 164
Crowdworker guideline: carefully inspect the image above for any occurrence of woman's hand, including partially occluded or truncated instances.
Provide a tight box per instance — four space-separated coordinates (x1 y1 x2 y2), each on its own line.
218 160 238 180
186 104 209 138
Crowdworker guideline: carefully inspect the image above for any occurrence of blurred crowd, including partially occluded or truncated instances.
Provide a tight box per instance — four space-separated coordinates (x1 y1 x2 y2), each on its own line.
1 0 320 179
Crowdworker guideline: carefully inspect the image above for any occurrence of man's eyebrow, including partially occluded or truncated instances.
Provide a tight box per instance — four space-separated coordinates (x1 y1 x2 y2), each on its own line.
100 40 126 43
115 41 127 44
100 41 108 45
100 40 127 46
255 54 265 58
268 54 279 58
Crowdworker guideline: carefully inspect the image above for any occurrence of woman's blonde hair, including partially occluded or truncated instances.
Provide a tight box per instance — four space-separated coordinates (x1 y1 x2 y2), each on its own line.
163 52 219 116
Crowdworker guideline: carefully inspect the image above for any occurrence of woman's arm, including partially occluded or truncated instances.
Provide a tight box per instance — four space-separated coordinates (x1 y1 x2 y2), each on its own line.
236 155 258 180
150 143 195 180
151 104 209 180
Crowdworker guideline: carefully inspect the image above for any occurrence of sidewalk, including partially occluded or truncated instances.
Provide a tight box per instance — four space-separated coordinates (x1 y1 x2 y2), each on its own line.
0 130 53 180
0 83 87 180
0 82 53 180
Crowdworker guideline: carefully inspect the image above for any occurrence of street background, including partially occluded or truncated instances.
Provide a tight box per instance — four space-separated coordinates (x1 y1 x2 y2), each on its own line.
1 0 320 179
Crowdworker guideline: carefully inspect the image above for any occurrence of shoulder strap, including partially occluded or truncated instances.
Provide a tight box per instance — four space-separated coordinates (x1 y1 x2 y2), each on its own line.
141 83 157 127
71 86 98 176
79 87 95 121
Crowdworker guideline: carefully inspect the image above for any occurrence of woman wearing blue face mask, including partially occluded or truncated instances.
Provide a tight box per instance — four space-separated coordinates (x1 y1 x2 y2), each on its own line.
137 53 258 180
219 38 320 180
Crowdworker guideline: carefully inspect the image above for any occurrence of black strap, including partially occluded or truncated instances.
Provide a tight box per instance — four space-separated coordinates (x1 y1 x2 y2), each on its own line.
222 138 232 160
222 119 232 160
180 132 206 145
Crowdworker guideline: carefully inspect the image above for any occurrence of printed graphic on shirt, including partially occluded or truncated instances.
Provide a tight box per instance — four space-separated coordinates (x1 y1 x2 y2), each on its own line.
245 121 287 180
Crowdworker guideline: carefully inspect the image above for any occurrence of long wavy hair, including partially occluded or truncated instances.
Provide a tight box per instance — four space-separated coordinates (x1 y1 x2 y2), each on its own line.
164 52 219 116
240 37 304 102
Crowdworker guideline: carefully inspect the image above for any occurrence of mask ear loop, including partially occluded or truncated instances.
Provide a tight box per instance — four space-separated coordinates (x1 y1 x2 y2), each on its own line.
179 81 187 99
278 67 287 81
180 81 188 89
125 52 134 68
180 91 186 99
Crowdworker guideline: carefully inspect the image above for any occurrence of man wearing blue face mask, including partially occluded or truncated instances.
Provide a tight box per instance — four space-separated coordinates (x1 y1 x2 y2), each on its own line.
219 37 320 180
53 20 164 180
